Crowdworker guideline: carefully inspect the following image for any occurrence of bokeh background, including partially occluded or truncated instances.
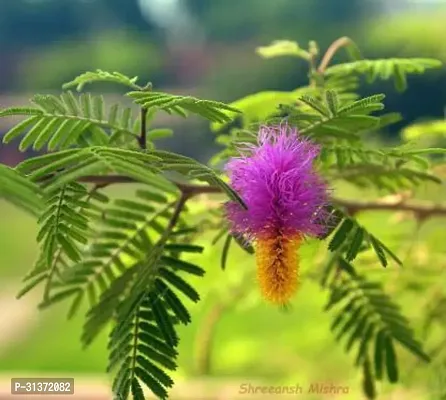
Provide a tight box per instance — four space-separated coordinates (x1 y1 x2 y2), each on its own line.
1 0 446 399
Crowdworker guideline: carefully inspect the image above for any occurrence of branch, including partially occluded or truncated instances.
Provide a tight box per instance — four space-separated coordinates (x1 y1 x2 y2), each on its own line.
72 175 446 218
317 36 354 74
334 196 446 219
137 82 153 149
164 194 188 236
77 175 223 197
138 107 148 149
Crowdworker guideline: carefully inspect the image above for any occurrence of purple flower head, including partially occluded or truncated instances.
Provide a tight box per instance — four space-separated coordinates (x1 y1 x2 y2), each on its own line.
225 124 330 239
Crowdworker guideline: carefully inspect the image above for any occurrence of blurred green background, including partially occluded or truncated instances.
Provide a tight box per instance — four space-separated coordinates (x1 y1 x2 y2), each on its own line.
1 0 446 399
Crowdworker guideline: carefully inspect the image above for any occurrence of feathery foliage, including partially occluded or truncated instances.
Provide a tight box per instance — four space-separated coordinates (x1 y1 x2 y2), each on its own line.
63 69 142 91
324 58 442 92
322 254 430 394
256 39 313 60
0 92 138 151
0 164 43 215
0 36 444 399
126 91 241 123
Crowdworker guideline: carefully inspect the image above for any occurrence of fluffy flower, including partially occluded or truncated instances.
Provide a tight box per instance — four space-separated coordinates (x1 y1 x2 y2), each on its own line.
225 124 330 305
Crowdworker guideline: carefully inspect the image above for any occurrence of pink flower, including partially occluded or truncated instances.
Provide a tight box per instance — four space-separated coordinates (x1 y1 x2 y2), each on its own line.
225 124 330 304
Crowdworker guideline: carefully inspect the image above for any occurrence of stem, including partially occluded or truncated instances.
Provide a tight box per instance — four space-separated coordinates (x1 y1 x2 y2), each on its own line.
130 310 141 386
37 168 446 221
335 197 446 219
162 194 188 240
317 36 353 74
74 174 446 219
77 175 223 197
43 185 67 301
138 107 148 149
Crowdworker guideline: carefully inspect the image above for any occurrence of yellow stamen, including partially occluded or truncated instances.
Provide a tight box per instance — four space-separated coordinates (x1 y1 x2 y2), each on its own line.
255 233 301 305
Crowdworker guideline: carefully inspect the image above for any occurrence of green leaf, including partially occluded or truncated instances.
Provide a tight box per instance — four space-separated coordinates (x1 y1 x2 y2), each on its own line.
325 268 429 390
147 128 174 141
384 336 399 383
131 378 145 400
393 64 407 92
29 183 97 301
161 256 205 276
370 235 402 267
0 164 43 215
159 268 200 302
345 227 365 262
135 367 168 399
328 218 354 251
338 257 357 277
325 58 442 91
344 39 363 61
0 107 43 118
155 280 191 324
16 273 47 299
127 91 241 123
256 40 311 60
221 234 232 271
325 90 339 116
149 293 178 347
0 92 144 150
374 330 385 380
299 95 331 117
164 243 204 254
212 90 306 131
38 288 82 309
402 120 446 141
2 116 41 144
136 344 176 370
362 357 377 399
63 69 141 91
337 94 385 115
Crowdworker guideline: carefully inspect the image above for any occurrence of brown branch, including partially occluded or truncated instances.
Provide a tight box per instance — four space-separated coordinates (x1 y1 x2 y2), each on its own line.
76 173 446 218
334 197 446 219
138 107 148 149
137 82 153 149
163 194 188 239
77 175 223 197
317 36 353 74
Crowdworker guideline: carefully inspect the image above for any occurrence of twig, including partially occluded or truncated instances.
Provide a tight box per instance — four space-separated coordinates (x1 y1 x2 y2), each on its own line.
75 174 446 218
138 108 148 149
317 36 353 74
77 175 223 197
334 197 446 219
162 194 188 239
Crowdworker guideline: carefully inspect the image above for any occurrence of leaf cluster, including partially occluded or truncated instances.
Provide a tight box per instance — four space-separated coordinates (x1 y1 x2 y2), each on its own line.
0 71 244 399
323 254 430 397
